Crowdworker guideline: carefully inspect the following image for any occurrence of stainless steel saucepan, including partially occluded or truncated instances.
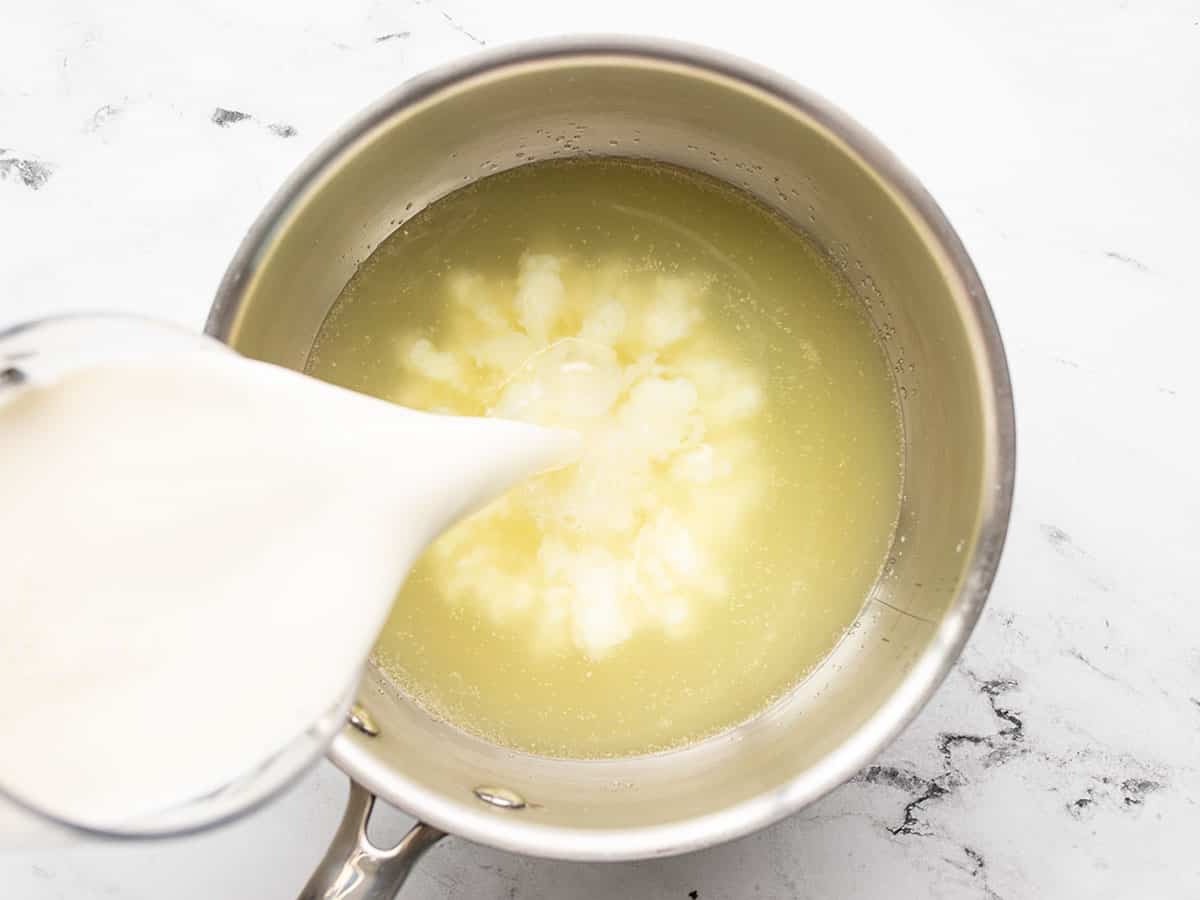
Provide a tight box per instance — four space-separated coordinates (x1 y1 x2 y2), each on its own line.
206 37 1015 898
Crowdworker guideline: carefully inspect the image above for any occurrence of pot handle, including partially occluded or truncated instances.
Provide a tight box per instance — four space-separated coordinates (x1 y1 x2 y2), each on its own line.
298 781 445 900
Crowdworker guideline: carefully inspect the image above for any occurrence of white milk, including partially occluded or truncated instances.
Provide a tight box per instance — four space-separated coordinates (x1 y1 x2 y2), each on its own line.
0 318 578 832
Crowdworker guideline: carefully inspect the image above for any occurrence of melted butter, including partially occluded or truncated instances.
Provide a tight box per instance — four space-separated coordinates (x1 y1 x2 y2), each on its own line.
307 158 903 758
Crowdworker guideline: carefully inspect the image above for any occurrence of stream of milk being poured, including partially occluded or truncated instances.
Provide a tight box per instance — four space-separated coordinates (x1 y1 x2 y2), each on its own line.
0 318 578 832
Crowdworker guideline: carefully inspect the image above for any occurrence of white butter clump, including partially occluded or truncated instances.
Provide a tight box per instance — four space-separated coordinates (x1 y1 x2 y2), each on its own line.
408 251 765 659
402 338 461 383
642 276 704 349
514 253 565 342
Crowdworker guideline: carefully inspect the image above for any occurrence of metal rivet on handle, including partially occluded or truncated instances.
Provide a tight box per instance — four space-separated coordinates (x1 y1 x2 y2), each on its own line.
347 704 379 737
473 786 526 810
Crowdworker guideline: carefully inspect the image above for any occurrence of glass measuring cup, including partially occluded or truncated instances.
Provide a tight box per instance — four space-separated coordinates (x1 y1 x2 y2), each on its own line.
0 316 359 843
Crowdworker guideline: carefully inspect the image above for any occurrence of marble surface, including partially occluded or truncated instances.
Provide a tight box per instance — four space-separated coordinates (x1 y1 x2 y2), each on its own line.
2 1 1198 897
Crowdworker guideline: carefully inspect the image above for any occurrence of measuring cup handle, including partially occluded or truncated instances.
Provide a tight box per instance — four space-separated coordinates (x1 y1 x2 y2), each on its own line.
298 780 445 900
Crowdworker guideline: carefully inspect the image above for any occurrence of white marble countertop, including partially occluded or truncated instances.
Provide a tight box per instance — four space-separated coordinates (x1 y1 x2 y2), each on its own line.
2 1 1197 897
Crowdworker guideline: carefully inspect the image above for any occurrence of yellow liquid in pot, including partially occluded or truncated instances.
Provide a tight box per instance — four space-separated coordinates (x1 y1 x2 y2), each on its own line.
307 159 902 758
